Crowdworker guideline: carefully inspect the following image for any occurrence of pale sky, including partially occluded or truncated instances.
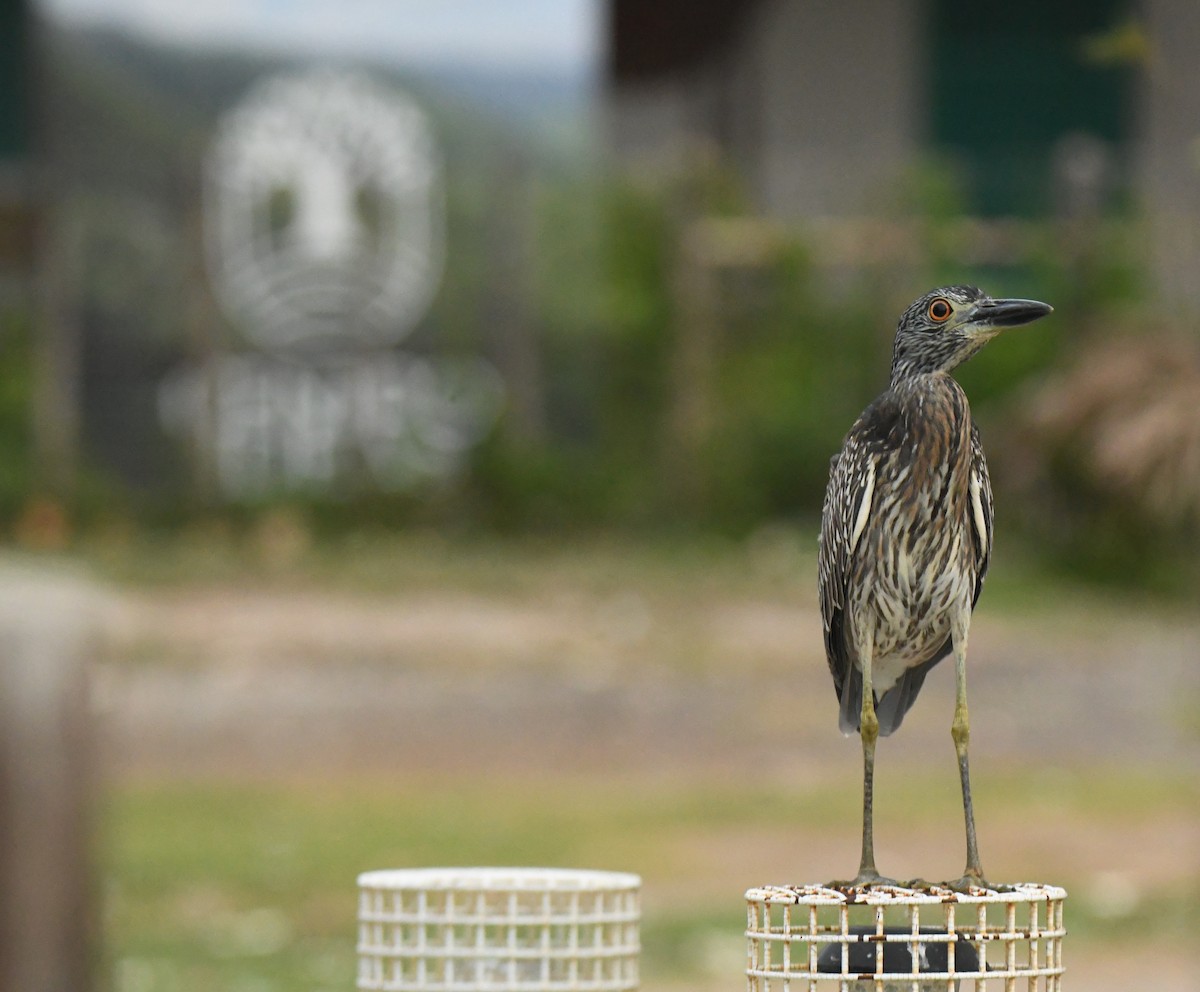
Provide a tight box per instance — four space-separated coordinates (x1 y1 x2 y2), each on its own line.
39 0 602 71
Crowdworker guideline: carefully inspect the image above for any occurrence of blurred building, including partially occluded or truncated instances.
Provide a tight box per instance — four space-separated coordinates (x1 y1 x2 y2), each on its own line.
606 0 1200 309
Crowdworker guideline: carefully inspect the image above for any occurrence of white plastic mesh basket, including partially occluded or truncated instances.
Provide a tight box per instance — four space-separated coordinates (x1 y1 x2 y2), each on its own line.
357 867 641 991
745 882 1066 991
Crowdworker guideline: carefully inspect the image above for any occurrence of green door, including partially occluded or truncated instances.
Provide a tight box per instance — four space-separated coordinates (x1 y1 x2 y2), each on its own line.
928 0 1133 216
0 0 28 160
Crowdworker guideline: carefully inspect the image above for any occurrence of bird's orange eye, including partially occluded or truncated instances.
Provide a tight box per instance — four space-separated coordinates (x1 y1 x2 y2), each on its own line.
928 298 952 322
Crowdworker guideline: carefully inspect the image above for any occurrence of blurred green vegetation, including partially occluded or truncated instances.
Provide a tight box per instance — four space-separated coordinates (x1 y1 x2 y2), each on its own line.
10 160 1187 592
7 22 1191 591
0 306 35 515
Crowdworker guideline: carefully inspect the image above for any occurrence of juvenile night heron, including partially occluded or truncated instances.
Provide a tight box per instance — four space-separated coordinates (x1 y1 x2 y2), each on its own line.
818 285 1052 890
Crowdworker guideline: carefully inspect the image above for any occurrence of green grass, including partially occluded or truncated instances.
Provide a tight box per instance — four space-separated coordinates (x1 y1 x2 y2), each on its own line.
102 778 747 991
102 770 1199 991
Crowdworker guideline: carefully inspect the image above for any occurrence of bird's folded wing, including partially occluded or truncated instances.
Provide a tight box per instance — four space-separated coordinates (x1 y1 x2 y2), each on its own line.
818 429 877 689
967 424 994 606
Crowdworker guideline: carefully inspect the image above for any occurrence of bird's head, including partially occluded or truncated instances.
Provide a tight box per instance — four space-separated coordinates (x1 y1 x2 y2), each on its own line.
888 285 1052 385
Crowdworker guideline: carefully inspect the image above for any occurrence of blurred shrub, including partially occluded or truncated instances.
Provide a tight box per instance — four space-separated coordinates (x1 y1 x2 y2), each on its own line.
465 157 1200 596
0 307 35 520
1012 328 1200 590
471 159 1082 536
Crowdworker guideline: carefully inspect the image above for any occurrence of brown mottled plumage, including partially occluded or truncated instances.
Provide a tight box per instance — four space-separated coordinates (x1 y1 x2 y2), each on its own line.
821 370 991 737
818 285 1052 889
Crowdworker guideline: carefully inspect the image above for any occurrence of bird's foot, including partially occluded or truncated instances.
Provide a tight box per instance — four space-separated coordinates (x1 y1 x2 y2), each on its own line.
940 872 1011 894
825 871 903 892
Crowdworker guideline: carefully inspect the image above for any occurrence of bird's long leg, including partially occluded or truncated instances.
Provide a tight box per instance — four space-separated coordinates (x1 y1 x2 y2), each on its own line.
827 631 896 890
947 614 988 890
857 634 881 882
852 632 897 886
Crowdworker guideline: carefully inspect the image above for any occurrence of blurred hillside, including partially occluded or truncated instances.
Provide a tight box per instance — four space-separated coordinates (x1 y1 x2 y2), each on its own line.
51 24 596 155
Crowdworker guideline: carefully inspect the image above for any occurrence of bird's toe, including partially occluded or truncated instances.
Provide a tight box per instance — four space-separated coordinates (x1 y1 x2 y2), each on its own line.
825 872 903 892
942 873 1006 894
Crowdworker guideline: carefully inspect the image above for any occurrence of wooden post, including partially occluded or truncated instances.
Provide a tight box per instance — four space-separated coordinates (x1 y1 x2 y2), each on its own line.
0 567 100 992
485 149 546 448
30 200 83 499
662 221 719 513
662 216 782 514
181 164 222 506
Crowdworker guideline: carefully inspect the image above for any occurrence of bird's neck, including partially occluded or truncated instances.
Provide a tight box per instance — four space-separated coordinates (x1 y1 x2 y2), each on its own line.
888 364 949 390
888 348 941 386
890 340 987 387
886 369 970 412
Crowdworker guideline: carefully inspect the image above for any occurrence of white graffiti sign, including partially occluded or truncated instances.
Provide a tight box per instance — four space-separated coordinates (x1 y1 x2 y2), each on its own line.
159 68 501 498
205 68 444 349
159 354 503 496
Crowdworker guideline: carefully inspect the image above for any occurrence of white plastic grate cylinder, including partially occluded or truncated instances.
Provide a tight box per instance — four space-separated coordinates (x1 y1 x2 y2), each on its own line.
357 867 641 991
745 882 1065 991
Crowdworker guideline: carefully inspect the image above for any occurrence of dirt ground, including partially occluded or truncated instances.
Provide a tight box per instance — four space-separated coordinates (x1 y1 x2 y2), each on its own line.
96 582 1200 777
94 580 1200 991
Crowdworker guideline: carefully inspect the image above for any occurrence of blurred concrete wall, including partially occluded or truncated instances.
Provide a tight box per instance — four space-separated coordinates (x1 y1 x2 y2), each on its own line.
1137 0 1200 313
739 0 922 219
607 0 921 217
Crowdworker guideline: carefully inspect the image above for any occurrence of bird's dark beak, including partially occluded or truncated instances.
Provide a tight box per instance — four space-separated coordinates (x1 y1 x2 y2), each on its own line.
971 298 1054 329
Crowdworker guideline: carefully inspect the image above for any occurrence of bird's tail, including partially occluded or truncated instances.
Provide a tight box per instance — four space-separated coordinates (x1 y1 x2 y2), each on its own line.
838 663 935 737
